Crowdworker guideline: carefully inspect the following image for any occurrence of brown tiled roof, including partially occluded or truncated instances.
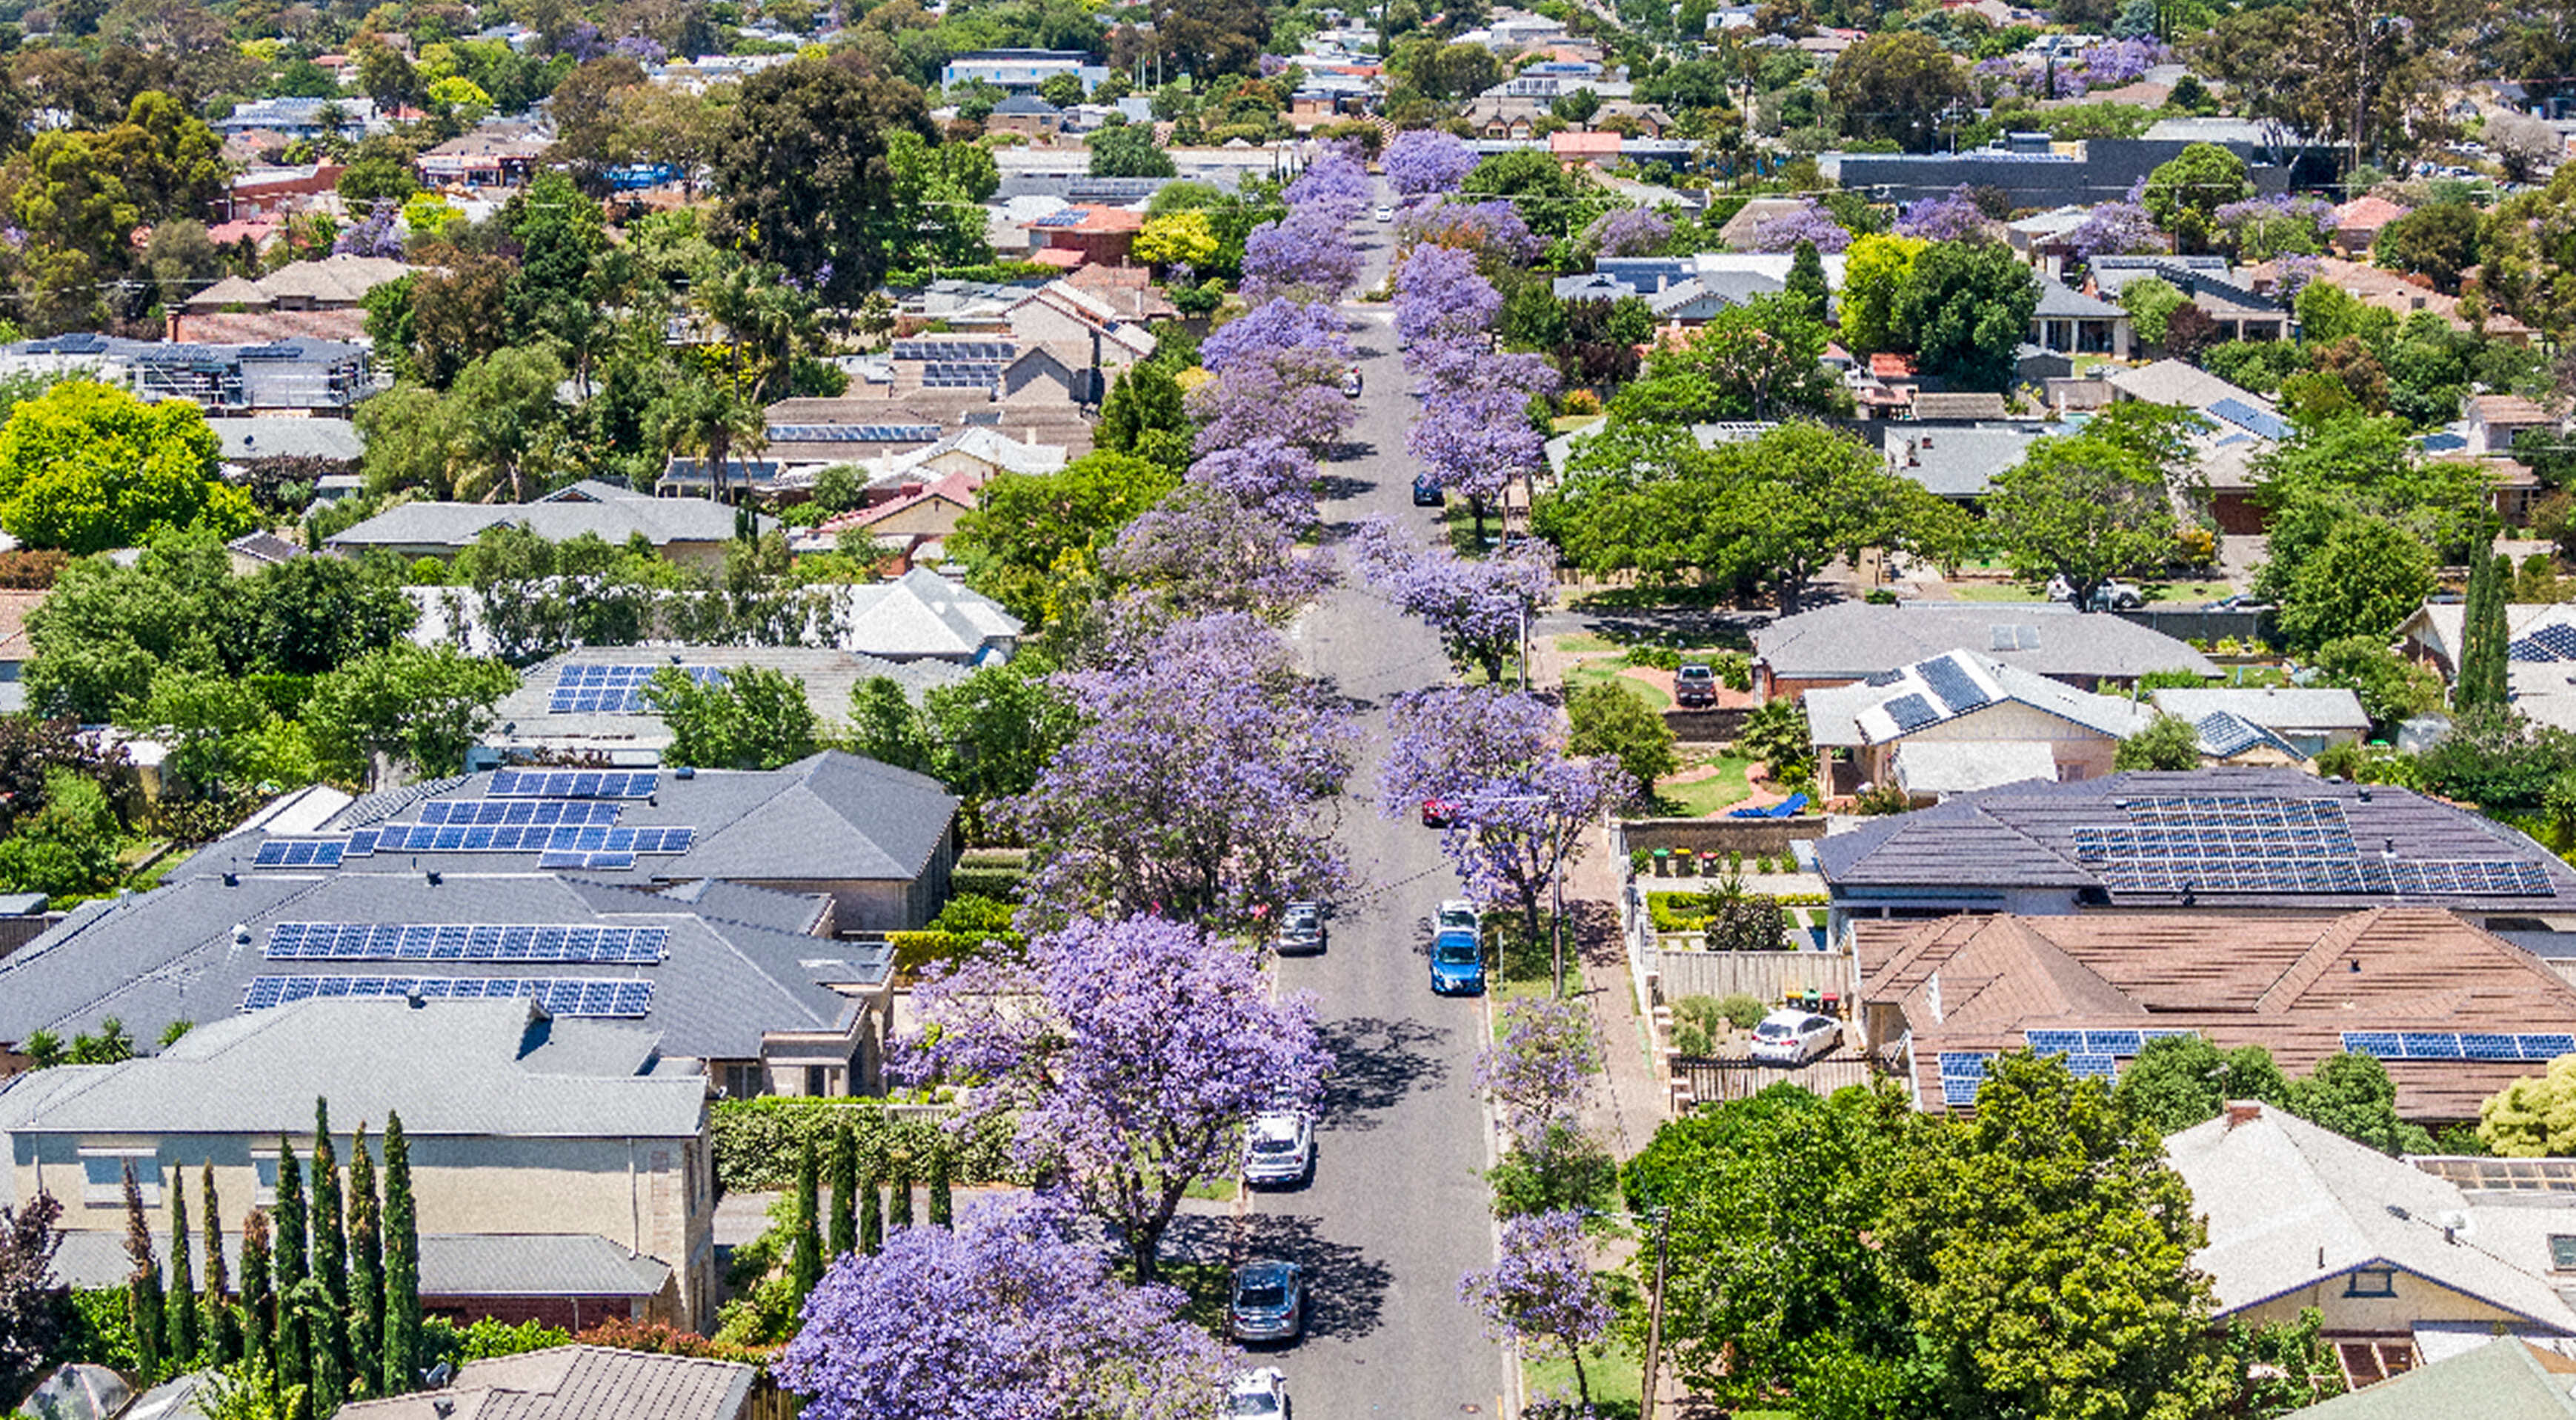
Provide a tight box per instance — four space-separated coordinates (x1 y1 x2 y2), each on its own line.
170 309 371 344
0 590 47 661
1860 907 2576 1120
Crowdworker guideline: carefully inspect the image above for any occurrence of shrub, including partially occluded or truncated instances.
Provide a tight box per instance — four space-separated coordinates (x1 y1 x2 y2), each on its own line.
575 1316 769 1371
709 1096 1012 1194
1669 995 1730 1055
0 549 67 588
1717 992 1767 1029
948 867 1025 900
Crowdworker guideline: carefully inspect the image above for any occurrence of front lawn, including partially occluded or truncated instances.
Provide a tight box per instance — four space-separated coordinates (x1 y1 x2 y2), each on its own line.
1525 1339 1643 1420
1563 659 1670 709
1653 753 1757 817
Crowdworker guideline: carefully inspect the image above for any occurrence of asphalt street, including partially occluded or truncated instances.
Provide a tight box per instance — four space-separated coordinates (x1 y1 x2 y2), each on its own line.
1249 190 1512 1420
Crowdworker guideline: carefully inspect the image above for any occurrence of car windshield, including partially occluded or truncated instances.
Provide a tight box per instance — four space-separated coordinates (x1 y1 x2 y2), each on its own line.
1237 1283 1290 1308
1251 1136 1297 1154
1679 667 1712 680
1756 1021 1792 1038
1284 908 1316 931
1231 1393 1279 1417
1435 941 1479 964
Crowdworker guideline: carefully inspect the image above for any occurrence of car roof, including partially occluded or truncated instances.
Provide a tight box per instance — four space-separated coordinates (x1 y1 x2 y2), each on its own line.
1434 926 1480 944
1251 1112 1303 1136
1238 1259 1297 1280
1758 1007 1817 1025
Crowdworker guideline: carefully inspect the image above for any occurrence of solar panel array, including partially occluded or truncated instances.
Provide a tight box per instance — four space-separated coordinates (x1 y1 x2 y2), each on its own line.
2194 711 2277 759
767 423 943 444
892 339 1015 361
487 769 659 799
1988 624 2040 651
253 839 345 868
1883 693 1940 731
2022 1027 2197 1056
2341 1030 2576 1061
365 824 694 856
920 361 1007 388
2509 623 2576 663
2208 396 2292 441
2071 794 2558 900
1917 656 1992 714
2097 856 2554 896
419 800 622 827
1863 668 1905 687
1938 1052 1991 1107
266 922 668 964
239 976 653 1017
548 664 725 716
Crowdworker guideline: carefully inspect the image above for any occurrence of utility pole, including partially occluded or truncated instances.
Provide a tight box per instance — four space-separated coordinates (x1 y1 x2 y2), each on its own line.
1640 1206 1671 1419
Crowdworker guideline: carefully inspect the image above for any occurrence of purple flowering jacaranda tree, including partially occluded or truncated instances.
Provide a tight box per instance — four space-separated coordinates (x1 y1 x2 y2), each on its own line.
1183 436 1323 529
1351 516 1554 682
1394 243 1501 348
1385 129 1478 196
1459 1210 1614 1407
1199 299 1354 376
779 1193 1231 1420
1285 150 1372 219
1005 612 1355 926
1190 362 1359 459
1751 201 1850 253
333 204 405 258
1475 996 1601 1155
1895 187 1995 243
899 916 1334 1282
1106 483 1334 621
1405 344 1557 538
1379 685 1631 941
1242 210 1364 304
1584 205 1673 258
2063 199 2166 267
1396 198 1545 266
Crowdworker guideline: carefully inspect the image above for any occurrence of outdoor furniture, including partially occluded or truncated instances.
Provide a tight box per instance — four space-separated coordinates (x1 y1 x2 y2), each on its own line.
1726 802 1769 819
1768 793 1810 819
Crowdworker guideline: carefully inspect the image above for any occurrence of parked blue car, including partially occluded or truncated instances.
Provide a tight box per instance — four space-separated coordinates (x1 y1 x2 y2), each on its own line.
1430 927 1485 996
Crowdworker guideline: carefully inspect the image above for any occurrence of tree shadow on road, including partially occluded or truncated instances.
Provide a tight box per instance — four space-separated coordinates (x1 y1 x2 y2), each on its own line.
1234 1212 1397 1342
1317 1014 1449 1130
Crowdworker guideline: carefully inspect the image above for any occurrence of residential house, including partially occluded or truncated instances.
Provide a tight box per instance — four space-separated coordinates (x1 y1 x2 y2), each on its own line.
940 49 1104 95
219 164 345 224
988 93 1066 140
2006 205 2100 281
1751 602 2217 703
1005 281 1156 369
2398 601 2576 732
2260 256 2537 345
225 530 310 573
2463 393 2555 457
479 646 967 766
2331 194 2410 255
1549 130 1623 167
1834 133 2298 210
814 566 1024 665
0 333 374 415
2028 275 2132 357
1031 204 1143 267
212 97 386 141
1714 198 1812 250
325 481 765 567
1811 768 2576 940
1059 262 1180 321
415 127 552 189
803 470 982 564
1803 648 2151 798
0 590 42 715
2168 1102 2576 1382
1869 420 2053 502
173 253 418 343
1859 908 2576 1124
213 416 366 472
0 997 719 1329
2270 1339 2576 1415
2090 255 2292 342
2147 687 2372 759
2104 359 2289 534
1594 101 1674 137
330 1346 759 1420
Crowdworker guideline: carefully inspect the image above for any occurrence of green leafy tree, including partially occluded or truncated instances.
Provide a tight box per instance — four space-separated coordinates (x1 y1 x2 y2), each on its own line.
828 1123 859 1259
859 1161 883 1256
645 665 822 770
201 1164 239 1366
2480 1053 2576 1156
2142 143 2250 252
309 1101 348 1404
303 644 519 785
2118 275 2189 347
1885 1052 2228 1420
1611 294 1848 424
2113 1034 2293 1136
347 1124 382 1398
1096 365 1190 468
2287 1052 2432 1155
1983 404 2197 612
710 56 937 304
124 1164 164 1383
1892 240 2039 391
950 452 1180 623
2115 712 2206 770
1837 233 1923 354
790 1136 822 1301
1565 681 1677 804
1826 30 1968 151
273 1136 309 1398
0 380 256 554
2253 413 2488 604
927 1144 953 1228
1783 239 1828 323
1087 119 1178 178
240 1206 274 1379
2273 516 2436 653
164 1167 198 1368
1737 697 1812 790
0 769 124 901
2373 201 2480 294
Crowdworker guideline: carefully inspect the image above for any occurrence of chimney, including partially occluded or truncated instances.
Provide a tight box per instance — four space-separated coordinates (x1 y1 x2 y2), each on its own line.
2225 1102 2263 1127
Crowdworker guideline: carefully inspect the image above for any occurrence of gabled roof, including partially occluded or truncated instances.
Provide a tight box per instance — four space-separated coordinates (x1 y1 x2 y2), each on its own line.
2106 358 2273 413
1805 649 2149 748
327 483 765 551
2331 194 2412 233
2167 1103 2576 1330
1754 603 2219 681
0 997 705 1139
2032 274 2126 319
2276 1339 2576 1418
334 1345 756 1420
2149 687 2372 733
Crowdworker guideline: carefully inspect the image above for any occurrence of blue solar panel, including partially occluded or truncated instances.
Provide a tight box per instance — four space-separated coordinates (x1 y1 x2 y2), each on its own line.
253 839 345 868
486 770 659 799
2024 1030 2086 1053
2067 1053 2120 1079
2083 1030 2145 1056
422 800 623 827
546 665 724 716
2461 1033 2523 1061
1883 693 1940 731
1917 656 1992 715
2399 1032 2465 1059
2340 1031 2404 1058
239 976 654 1017
2523 1034 2576 1060
1942 1076 1982 1107
2208 396 2291 441
1937 1051 1992 1079
264 923 667 964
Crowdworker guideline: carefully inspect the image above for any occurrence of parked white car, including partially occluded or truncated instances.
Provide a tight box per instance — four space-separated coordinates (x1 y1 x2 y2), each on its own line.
1231 1367 1291 1420
1242 1109 1314 1187
1749 1008 1843 1066
2045 576 2144 610
1436 899 1478 933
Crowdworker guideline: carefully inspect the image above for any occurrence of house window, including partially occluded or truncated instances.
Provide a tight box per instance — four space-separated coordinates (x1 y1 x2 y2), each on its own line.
804 1064 831 1098
719 1063 767 1100
2552 1236 2576 1272
2343 1268 2397 1298
79 1150 160 1206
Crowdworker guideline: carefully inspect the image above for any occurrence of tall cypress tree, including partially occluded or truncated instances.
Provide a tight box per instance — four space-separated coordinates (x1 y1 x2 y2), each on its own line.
123 1164 166 1383
203 1163 240 1365
2458 543 2498 709
926 1143 953 1230
347 1124 384 1399
273 1136 309 1397
858 1160 882 1256
887 1153 914 1230
309 1099 350 1400
828 1124 857 1259
292 1278 343 1410
166 1168 200 1367
1784 239 1829 324
241 1208 276 1379
381 1112 420 1397
790 1138 822 1301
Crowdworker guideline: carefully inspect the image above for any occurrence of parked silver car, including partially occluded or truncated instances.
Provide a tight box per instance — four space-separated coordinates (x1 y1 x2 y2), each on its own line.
1276 900 1326 956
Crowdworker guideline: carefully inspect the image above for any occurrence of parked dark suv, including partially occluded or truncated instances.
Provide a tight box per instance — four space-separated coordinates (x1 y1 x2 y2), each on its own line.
1674 664 1717 707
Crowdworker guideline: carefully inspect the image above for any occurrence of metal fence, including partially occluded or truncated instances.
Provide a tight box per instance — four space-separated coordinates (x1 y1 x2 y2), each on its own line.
1670 1053 1877 1107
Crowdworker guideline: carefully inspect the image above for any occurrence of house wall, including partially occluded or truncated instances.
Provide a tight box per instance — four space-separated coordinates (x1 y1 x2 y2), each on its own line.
864 498 969 540
11 1124 716 1330
2226 1267 2531 1336
1845 701 2125 790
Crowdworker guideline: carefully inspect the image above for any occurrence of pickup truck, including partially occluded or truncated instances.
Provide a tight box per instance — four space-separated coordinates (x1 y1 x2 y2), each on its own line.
1674 664 1718 707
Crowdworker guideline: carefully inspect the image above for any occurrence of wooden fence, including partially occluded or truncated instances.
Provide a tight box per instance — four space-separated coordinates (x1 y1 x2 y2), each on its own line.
1653 948 1857 1007
1670 1053 1878 1106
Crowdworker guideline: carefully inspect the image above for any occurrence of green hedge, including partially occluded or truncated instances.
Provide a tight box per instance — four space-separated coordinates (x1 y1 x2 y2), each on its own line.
710 1096 1016 1194
949 867 1025 900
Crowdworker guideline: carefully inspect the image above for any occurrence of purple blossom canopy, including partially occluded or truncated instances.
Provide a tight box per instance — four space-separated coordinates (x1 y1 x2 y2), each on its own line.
1459 1210 1614 1363
1394 243 1501 348
2272 252 2321 300
1895 187 1994 243
1108 482 1334 619
611 33 667 63
1385 129 1478 196
1189 362 1359 459
1242 210 1364 304
899 915 1335 1276
1199 299 1354 376
1585 205 1673 258
1475 996 1600 1153
778 1193 1229 1420
555 20 605 59
1285 151 1372 219
1003 613 1357 924
1353 516 1554 679
333 204 404 258
2062 200 2166 264
1750 201 1850 254
1396 198 1544 265
1182 435 1323 529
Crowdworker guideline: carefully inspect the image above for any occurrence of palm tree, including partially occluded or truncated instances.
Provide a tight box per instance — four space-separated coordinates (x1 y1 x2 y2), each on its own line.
648 369 765 503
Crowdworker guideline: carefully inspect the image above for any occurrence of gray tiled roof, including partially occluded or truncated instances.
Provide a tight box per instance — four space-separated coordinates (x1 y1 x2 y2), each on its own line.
490 645 967 752
0 998 705 1138
1814 767 2576 909
214 418 366 463
327 482 765 553
2148 687 2371 733
333 1346 755 1420
1755 603 2219 681
2031 276 2125 319
0 868 887 1061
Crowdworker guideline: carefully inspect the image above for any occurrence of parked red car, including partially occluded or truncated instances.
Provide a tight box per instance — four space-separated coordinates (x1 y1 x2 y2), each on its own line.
1421 797 1456 827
